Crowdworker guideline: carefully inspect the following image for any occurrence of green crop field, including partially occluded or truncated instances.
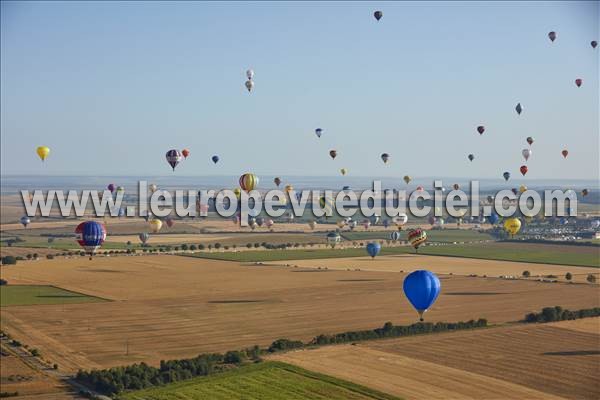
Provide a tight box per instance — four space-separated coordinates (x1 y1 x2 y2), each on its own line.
0 285 107 306
186 241 599 267
118 361 400 400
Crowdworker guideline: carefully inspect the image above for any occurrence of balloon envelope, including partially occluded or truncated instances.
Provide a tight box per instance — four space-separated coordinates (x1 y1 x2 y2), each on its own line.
20 216 30 227
75 221 106 256
166 150 183 171
329 150 337 159
403 270 441 320
374 10 383 21
520 165 528 176
239 173 259 192
36 146 50 161
315 128 323 138
366 242 381 258
548 31 556 42
503 172 511 181
477 126 485 135
211 155 220 164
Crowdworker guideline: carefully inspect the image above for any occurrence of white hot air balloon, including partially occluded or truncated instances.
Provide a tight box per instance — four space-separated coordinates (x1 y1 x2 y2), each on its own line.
522 149 532 161
246 69 254 80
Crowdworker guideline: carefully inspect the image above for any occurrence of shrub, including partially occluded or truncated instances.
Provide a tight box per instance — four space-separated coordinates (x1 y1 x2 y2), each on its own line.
190 244 197 251
246 243 252 249
198 244 205 250
30 348 40 357
587 274 597 283
565 272 572 281
26 254 32 260
223 351 244 364
46 254 54 260
181 244 189 251
1 256 17 265
0 279 7 285
522 270 531 278
214 243 222 250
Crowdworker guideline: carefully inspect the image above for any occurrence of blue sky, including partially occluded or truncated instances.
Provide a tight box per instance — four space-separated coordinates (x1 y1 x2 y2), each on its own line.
1 1 598 179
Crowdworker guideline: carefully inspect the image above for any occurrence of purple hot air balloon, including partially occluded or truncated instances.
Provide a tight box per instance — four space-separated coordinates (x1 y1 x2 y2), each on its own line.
166 149 183 171
107 184 115 193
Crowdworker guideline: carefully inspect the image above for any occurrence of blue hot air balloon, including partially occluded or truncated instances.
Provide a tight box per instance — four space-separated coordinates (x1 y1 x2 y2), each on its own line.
75 221 107 259
212 155 220 164
503 171 511 181
403 270 441 321
488 213 499 225
366 242 381 258
390 231 400 241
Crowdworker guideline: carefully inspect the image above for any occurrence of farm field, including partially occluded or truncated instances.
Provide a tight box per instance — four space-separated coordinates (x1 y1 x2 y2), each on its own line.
284 254 600 283
0 343 78 399
188 241 600 267
118 361 400 400
1 285 107 306
0 255 598 374
273 318 600 400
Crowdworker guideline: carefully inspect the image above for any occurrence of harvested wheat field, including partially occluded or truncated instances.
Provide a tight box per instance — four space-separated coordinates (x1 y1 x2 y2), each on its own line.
284 254 600 283
273 318 600 400
1 255 598 374
0 345 78 399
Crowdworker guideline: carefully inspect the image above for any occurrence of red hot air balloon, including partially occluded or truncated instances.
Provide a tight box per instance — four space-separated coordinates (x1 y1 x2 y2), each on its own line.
591 41 597 49
182 149 190 159
520 165 528 176
562 149 569 158
548 31 556 42
575 79 582 87
477 126 485 135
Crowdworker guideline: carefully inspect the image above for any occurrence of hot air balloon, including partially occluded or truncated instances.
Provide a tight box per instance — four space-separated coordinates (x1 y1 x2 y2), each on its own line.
366 242 381 258
373 10 383 21
548 31 556 42
256 216 265 227
211 155 219 164
337 219 346 229
403 270 441 321
453 184 460 190
520 165 528 176
149 184 158 193
20 216 30 228
340 168 347 176
166 150 183 171
239 173 259 192
233 188 241 199
117 207 126 218
527 137 534 146
390 231 401 241
75 221 106 259
383 219 390 229
488 213 499 225
149 219 163 233
503 172 511 181
562 149 569 158
416 186 424 192
519 184 527 193
363 220 371 230
116 186 125 193
428 216 436 226
284 184 294 194
477 126 485 135
266 219 274 229
107 184 115 193
36 146 50 161
407 228 427 252
139 233 150 244
349 220 357 230
468 154 474 162
592 41 598 49
246 69 254 80
274 177 282 187
381 153 390 164
329 150 337 159
504 218 521 236
327 232 341 248
308 220 317 230
245 80 254 92
575 78 582 88
315 128 323 138
370 214 380 225
165 216 174 228
515 103 522 115
403 175 412 184
182 149 190 159
393 213 408 228
511 188 518 195
582 189 589 197
522 149 532 161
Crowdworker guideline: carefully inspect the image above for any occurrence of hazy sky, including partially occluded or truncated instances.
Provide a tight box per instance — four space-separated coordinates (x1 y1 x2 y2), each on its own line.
1 1 598 179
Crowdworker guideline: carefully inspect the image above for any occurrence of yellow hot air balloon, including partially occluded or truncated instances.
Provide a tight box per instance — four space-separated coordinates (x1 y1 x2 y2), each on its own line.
149 219 163 233
233 188 241 199
337 219 346 228
36 146 50 161
308 220 317 230
519 185 527 193
340 168 348 176
239 173 259 192
503 218 521 236
285 184 294 193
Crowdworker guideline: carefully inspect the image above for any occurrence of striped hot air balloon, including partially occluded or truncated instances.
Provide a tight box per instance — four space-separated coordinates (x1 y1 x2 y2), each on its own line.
166 150 183 171
239 173 259 192
407 228 427 252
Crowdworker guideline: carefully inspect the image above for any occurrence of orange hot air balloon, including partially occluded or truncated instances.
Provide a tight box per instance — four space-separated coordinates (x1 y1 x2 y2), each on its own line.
575 79 582 87
182 149 190 159
561 149 569 158
520 165 528 176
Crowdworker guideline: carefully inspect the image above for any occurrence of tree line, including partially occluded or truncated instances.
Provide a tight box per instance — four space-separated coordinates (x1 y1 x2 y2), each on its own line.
524 306 600 323
74 318 487 396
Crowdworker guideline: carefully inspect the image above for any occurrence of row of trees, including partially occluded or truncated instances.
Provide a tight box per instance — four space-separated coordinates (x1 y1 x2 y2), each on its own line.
522 270 597 283
524 306 600 323
75 318 488 396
